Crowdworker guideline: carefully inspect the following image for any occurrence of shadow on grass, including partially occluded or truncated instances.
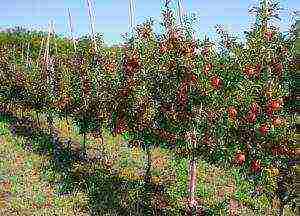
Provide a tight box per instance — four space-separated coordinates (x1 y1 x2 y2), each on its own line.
0 112 176 216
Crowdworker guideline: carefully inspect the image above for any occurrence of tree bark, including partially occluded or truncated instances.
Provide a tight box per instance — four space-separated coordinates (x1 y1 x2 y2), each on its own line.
187 129 198 211
143 145 152 215
36 110 40 127
188 158 197 209
83 114 87 159
83 131 86 156
47 113 59 158
144 146 152 184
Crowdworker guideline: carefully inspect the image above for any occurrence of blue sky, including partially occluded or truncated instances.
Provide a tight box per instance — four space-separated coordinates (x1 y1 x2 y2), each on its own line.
0 0 298 45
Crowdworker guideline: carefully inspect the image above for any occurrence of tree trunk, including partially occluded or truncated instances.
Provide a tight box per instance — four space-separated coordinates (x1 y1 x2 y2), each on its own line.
36 110 40 127
187 129 198 212
81 114 87 160
21 108 23 119
53 131 60 162
47 113 59 158
142 145 152 215
65 107 71 153
83 131 86 156
188 158 197 209
145 146 152 184
65 106 68 122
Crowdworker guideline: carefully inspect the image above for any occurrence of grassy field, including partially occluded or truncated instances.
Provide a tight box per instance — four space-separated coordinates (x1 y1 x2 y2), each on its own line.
0 110 296 215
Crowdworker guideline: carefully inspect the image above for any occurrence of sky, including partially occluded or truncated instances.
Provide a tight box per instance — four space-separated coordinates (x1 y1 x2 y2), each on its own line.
0 0 298 46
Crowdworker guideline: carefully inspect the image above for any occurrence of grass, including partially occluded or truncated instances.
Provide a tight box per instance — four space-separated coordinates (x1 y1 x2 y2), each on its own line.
0 111 297 215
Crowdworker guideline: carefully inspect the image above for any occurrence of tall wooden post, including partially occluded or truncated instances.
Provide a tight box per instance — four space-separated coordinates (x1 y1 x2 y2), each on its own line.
26 42 30 67
177 0 187 26
86 0 97 52
128 0 135 33
36 37 44 68
68 8 77 52
187 128 198 209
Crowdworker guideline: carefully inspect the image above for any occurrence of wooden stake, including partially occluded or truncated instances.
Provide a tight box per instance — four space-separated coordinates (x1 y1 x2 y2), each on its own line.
128 0 135 33
192 32 196 41
12 45 16 72
21 43 24 62
44 20 53 67
26 42 30 67
37 37 44 68
129 0 132 31
50 21 59 55
187 128 198 209
68 8 77 52
177 0 183 25
86 0 97 52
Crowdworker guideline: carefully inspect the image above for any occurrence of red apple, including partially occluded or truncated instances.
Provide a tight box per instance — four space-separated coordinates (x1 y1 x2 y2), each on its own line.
250 102 260 114
228 106 238 120
259 123 270 136
271 147 280 156
203 63 213 75
264 31 273 41
160 43 168 53
275 63 283 74
269 99 282 111
243 65 256 77
211 76 222 89
120 89 129 97
251 160 261 173
235 152 246 165
191 74 198 83
272 116 284 127
243 64 261 77
266 107 274 117
271 60 283 75
115 118 127 134
247 112 257 123
178 93 188 106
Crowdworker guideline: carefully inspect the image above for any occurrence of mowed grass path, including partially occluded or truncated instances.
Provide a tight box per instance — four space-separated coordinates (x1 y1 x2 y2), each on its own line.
0 111 295 215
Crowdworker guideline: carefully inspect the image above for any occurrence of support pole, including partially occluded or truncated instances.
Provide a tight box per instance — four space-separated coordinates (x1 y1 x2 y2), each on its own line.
68 8 77 52
187 128 198 210
128 0 135 34
86 0 97 52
